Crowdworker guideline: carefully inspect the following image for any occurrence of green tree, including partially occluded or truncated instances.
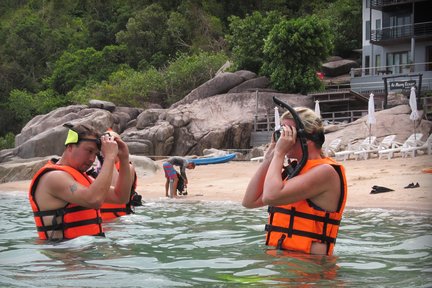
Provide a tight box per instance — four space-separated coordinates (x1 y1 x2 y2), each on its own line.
45 45 126 95
319 0 361 57
226 11 283 73
116 3 172 69
262 15 333 94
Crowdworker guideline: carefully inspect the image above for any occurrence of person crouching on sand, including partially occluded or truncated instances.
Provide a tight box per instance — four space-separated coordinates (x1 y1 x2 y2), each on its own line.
163 157 195 198
242 107 348 256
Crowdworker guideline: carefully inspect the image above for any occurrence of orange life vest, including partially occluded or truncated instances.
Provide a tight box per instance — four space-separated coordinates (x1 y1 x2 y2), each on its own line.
29 161 104 240
100 162 138 221
265 157 347 255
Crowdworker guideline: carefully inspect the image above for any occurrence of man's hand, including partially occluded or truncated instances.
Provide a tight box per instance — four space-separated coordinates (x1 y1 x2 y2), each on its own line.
115 137 130 161
100 134 118 161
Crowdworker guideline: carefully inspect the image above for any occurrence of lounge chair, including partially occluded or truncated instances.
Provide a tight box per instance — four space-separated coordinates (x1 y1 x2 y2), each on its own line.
323 138 342 157
400 134 432 158
334 136 377 161
353 134 397 160
378 133 424 160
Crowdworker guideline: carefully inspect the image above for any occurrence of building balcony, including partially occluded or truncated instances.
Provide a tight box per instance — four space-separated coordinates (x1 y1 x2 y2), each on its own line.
371 0 423 10
371 21 432 44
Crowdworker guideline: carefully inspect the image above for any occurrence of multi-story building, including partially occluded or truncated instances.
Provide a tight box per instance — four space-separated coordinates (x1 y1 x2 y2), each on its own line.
351 0 432 104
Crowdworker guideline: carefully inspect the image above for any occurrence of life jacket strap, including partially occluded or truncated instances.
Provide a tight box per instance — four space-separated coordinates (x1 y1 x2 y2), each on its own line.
268 206 341 226
265 224 336 244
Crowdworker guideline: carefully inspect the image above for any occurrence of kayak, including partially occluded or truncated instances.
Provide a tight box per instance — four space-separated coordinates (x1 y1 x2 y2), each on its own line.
189 153 236 165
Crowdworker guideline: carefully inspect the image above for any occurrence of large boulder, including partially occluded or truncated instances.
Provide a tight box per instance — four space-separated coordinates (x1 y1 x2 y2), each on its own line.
171 72 245 107
322 59 359 77
122 91 313 156
228 76 270 93
14 106 113 159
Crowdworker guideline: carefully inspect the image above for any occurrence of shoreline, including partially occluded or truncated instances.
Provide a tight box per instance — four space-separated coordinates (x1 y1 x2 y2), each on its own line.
1 154 431 212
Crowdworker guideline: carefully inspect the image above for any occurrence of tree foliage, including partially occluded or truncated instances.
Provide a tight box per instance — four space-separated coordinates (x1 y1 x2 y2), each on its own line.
72 51 227 107
226 11 283 73
320 0 361 58
261 15 333 93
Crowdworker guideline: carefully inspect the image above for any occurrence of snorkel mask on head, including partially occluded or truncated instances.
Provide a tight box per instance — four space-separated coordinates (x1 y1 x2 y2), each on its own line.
63 124 101 150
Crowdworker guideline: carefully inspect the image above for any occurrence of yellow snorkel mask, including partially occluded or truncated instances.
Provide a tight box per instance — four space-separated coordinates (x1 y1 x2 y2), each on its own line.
64 125 101 150
64 129 79 146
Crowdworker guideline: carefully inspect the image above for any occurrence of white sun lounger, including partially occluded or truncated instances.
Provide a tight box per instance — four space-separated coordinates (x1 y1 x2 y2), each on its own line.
323 138 342 157
378 133 424 160
400 134 432 158
334 136 377 161
353 134 397 160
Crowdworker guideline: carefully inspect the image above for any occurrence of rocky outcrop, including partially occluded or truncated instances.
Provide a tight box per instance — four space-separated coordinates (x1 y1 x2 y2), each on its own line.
321 59 359 77
2 69 431 164
3 71 309 160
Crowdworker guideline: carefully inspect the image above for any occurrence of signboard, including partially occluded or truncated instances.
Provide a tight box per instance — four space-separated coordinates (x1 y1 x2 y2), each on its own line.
389 80 416 90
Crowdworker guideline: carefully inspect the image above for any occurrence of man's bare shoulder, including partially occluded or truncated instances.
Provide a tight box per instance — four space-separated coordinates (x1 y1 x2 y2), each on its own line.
36 170 75 195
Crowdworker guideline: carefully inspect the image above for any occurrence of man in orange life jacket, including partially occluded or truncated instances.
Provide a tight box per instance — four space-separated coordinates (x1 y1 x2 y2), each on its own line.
242 107 347 256
89 130 142 221
28 123 131 240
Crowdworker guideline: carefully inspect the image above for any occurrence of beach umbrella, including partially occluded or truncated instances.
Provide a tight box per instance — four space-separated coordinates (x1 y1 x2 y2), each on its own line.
274 106 280 131
409 87 419 139
367 93 376 142
314 100 321 118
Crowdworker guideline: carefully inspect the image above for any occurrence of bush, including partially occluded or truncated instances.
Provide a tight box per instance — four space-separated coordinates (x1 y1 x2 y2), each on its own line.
0 132 15 150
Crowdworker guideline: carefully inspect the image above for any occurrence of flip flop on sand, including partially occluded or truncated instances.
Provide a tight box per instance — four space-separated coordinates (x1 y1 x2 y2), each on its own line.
370 185 394 194
404 182 420 189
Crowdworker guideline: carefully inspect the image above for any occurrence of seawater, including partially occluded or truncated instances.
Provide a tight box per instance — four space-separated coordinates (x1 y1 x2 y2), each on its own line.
0 191 431 287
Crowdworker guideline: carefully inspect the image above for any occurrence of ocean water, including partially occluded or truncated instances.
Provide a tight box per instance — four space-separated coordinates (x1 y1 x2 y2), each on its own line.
0 191 431 287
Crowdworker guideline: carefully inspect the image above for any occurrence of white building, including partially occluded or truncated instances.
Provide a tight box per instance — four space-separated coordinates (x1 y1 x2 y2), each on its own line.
351 0 432 108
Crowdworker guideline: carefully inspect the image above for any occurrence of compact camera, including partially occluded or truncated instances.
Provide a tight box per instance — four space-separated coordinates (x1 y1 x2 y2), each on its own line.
273 127 284 142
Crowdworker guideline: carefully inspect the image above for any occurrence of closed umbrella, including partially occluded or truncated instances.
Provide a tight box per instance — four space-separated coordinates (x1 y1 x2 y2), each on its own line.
367 93 376 142
274 106 280 131
314 100 321 118
409 87 419 140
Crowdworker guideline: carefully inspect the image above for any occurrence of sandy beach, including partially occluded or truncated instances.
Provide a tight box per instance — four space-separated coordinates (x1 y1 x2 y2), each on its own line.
2 154 431 211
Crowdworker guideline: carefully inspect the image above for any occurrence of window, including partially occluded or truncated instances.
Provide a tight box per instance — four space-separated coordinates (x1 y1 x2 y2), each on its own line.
375 54 381 74
376 19 381 30
366 21 371 41
387 51 410 73
365 55 370 75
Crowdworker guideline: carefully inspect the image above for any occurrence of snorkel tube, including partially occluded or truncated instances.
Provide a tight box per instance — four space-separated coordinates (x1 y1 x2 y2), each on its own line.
272 96 309 179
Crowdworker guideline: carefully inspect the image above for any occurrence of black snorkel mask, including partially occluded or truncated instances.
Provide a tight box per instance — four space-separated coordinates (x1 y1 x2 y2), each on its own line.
273 97 309 179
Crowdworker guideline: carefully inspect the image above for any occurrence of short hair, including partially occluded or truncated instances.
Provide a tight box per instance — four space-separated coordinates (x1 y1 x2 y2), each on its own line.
280 107 325 148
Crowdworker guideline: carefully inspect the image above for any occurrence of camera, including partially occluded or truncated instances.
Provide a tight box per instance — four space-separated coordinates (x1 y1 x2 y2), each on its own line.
273 128 284 142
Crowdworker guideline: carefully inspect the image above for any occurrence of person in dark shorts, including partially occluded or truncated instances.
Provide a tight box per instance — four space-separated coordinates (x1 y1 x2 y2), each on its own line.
163 157 195 198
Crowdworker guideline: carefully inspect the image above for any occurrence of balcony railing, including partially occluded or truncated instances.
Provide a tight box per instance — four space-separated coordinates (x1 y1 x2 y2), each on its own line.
371 0 416 9
350 62 432 78
371 21 432 42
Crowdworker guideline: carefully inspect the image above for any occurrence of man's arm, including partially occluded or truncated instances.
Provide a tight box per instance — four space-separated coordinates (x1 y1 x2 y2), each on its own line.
104 136 131 204
40 155 117 209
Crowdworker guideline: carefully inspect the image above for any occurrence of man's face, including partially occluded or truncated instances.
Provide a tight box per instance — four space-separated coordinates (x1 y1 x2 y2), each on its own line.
70 139 99 172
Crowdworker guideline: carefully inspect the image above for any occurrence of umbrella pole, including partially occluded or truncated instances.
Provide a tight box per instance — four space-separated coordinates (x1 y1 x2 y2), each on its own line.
369 124 371 143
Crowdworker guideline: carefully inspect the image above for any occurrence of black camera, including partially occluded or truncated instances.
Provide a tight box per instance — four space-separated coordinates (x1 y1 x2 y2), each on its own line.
273 128 283 142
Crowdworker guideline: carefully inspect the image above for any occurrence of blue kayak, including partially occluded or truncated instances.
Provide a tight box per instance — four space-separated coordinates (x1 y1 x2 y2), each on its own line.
189 153 236 165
